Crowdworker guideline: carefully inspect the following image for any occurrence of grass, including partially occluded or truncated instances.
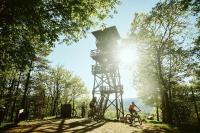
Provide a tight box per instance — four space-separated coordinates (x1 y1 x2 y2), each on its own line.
17 116 58 127
18 120 42 126
1 118 200 133
146 120 176 131
0 122 13 128
146 120 200 133
147 120 169 128
0 116 57 131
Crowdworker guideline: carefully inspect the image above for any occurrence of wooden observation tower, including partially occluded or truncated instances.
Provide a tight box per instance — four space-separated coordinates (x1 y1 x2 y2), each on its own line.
91 26 124 120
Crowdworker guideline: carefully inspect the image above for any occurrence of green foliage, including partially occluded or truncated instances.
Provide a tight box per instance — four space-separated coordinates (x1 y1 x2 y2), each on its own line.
39 66 88 116
129 0 199 124
0 0 120 72
0 0 119 121
146 121 176 131
0 63 89 121
104 109 116 119
73 97 90 117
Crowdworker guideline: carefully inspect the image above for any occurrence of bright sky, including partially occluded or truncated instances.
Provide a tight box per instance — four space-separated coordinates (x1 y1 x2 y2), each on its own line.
48 0 159 98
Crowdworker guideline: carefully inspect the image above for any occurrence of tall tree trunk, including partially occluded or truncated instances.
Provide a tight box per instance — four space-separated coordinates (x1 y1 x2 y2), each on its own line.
157 50 171 123
52 96 58 116
191 89 200 125
164 90 172 124
52 80 59 116
51 96 54 115
72 88 74 116
157 50 166 122
4 78 16 120
156 97 159 121
21 61 33 111
156 105 159 121
0 80 6 100
160 90 166 122
168 89 173 124
9 73 21 121
167 44 173 124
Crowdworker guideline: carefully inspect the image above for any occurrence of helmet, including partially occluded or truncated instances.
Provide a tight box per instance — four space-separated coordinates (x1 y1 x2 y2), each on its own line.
132 101 135 105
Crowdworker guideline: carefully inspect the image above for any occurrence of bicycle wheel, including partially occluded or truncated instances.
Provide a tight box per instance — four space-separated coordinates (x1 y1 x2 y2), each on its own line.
135 114 142 125
125 114 133 124
93 110 102 121
88 110 94 119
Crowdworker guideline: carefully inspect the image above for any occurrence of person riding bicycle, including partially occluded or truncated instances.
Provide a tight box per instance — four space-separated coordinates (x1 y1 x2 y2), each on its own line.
89 97 97 115
128 101 141 117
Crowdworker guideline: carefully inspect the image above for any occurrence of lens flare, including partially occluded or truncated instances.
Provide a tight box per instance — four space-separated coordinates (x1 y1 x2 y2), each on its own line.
119 46 138 66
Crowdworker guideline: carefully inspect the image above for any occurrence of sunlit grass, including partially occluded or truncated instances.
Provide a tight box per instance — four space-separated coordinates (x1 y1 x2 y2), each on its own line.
146 120 179 132
18 120 41 126
18 116 57 126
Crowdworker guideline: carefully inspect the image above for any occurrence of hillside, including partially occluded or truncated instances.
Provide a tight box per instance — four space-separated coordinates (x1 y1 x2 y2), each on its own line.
123 98 153 113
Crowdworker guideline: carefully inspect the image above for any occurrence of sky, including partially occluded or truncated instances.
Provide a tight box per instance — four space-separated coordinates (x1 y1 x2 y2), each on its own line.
48 0 160 98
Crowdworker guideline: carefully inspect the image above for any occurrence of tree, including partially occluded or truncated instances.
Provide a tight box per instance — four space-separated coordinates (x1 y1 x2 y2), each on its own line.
47 66 67 116
129 0 191 123
0 1 120 120
0 0 119 122
68 76 87 116
42 66 88 117
0 0 120 72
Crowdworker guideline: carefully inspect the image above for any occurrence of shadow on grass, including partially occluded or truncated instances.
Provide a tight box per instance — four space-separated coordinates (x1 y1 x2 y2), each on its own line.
141 121 200 133
62 119 106 133
148 120 163 124
23 119 60 133
0 122 16 133
13 118 107 133
1 118 61 133
177 124 200 133
0 117 60 133
141 128 172 133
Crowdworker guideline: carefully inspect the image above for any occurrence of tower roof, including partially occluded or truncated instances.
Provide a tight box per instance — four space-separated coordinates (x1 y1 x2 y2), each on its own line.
92 26 120 40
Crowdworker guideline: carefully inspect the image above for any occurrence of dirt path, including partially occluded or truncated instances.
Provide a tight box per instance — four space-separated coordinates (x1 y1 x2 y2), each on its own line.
2 118 177 133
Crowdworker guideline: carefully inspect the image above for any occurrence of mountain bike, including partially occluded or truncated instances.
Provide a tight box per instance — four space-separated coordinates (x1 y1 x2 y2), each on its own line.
125 111 142 125
88 108 102 120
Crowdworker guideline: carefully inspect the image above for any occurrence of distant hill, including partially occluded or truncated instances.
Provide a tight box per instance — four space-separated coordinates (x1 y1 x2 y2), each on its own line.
123 98 153 113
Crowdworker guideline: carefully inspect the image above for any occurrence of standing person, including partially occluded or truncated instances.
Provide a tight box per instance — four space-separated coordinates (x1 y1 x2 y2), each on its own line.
128 101 141 116
81 102 86 118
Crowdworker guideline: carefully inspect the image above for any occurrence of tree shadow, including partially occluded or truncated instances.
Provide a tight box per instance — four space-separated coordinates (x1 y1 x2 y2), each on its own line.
17 118 107 133
67 120 106 133
23 119 61 133
177 124 200 133
1 118 61 133
0 122 16 132
148 120 163 124
55 118 106 133
141 128 172 133
56 118 66 132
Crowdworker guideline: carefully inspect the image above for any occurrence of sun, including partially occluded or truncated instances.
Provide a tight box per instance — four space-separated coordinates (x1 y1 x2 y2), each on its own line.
118 45 139 66
118 44 139 98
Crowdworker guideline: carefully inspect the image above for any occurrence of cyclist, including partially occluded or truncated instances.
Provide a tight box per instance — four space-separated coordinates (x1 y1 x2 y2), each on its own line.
128 101 141 117
89 97 97 117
